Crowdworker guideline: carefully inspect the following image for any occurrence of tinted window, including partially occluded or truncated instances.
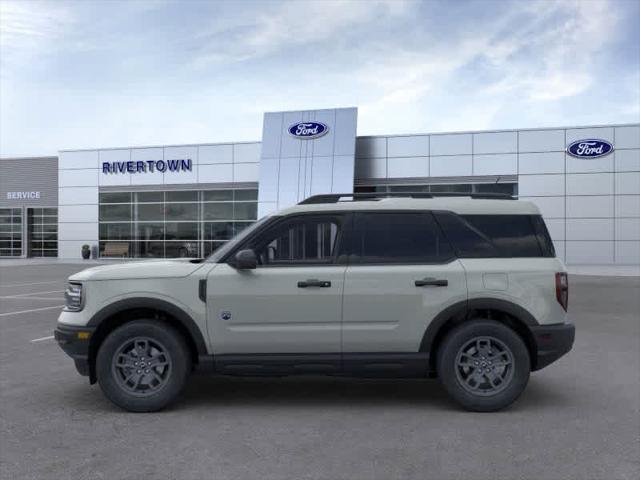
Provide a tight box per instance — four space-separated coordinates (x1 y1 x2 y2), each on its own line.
356 213 453 264
436 213 552 258
433 212 497 258
251 216 342 266
531 215 556 257
462 215 543 257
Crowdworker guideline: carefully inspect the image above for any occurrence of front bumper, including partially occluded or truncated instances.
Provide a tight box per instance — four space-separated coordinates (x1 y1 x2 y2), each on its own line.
530 322 575 371
54 324 95 377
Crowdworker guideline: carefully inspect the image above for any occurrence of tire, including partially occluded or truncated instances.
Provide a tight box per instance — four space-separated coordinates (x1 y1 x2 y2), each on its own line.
96 320 191 412
436 320 530 412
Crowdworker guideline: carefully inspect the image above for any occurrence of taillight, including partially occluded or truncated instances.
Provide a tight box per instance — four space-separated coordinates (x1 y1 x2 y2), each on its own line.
555 272 568 311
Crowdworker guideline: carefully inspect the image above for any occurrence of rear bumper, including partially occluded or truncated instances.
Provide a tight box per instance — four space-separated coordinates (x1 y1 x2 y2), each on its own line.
54 324 95 377
530 322 575 371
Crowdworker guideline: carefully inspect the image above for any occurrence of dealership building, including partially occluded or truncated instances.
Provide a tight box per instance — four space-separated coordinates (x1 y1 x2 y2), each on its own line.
1 107 639 265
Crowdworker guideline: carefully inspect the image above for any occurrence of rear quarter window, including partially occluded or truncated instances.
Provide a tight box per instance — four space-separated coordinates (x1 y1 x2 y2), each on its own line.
434 213 555 258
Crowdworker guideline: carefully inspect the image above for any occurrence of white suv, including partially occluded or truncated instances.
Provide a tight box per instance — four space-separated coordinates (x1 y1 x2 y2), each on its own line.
55 193 574 412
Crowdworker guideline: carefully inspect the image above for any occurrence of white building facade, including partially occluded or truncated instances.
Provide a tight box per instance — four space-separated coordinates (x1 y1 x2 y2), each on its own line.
11 107 640 265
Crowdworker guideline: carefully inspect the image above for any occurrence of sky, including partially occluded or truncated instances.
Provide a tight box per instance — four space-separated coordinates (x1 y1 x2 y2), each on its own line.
0 0 639 157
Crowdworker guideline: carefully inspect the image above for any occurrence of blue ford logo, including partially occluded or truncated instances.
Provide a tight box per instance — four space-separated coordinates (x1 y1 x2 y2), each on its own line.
567 139 613 159
288 122 328 139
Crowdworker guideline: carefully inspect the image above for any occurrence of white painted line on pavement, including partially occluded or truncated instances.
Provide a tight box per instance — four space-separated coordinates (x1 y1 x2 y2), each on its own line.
0 281 59 288
31 335 55 343
0 305 64 317
0 290 63 299
0 296 62 301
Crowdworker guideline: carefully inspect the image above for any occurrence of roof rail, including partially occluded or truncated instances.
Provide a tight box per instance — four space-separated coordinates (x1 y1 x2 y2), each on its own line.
298 192 515 205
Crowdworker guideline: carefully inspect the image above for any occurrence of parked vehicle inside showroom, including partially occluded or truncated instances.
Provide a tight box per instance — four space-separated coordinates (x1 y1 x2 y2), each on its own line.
55 192 574 412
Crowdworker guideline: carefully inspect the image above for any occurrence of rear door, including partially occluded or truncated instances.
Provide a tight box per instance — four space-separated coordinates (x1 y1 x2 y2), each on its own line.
342 211 467 352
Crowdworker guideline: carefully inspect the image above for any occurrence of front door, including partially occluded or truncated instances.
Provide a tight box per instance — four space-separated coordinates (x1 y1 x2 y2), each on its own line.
207 213 348 355
342 212 467 353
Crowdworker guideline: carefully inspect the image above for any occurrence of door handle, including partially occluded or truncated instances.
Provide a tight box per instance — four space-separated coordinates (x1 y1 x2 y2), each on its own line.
297 279 331 288
415 278 448 287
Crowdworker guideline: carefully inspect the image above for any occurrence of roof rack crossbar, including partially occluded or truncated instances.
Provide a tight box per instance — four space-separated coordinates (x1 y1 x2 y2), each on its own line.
298 192 515 205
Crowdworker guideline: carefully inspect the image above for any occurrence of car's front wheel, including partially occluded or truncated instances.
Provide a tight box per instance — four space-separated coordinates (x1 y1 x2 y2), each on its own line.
437 320 530 412
96 320 191 412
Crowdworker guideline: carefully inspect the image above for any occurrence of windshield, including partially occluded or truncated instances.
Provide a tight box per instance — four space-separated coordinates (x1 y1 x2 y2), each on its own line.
206 215 273 263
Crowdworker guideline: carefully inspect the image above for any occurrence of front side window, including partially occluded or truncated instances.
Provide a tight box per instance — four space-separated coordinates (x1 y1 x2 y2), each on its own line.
249 215 342 266
355 212 453 264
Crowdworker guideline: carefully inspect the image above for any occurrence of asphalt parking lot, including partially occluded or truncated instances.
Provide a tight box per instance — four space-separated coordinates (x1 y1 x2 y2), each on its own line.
0 262 638 480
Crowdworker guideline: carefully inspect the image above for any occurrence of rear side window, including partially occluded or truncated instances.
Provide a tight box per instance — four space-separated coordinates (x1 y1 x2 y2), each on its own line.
433 213 497 258
435 213 555 258
355 212 454 264
531 215 556 257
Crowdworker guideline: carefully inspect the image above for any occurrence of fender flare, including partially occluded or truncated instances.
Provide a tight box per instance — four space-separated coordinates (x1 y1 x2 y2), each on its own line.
420 297 539 353
87 297 208 355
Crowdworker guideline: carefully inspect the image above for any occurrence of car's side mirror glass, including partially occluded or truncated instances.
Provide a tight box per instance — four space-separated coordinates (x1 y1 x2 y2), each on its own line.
233 249 257 270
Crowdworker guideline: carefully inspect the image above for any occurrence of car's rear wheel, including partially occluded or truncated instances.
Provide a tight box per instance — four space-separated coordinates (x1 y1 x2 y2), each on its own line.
96 320 191 412
437 320 530 412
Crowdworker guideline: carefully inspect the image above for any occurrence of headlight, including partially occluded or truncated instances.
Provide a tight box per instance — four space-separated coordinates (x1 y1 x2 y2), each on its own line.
64 283 83 311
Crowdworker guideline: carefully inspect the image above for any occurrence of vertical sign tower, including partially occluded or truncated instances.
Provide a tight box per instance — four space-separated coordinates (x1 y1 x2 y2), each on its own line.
257 107 358 217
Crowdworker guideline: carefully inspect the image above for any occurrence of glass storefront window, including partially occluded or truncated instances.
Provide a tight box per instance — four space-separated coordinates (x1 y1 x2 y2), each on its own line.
98 188 259 258
203 222 234 241
165 222 199 240
165 203 198 221
203 190 233 201
133 241 164 258
203 203 233 220
234 203 257 220
165 242 199 258
135 223 164 241
166 191 198 202
136 192 164 203
234 189 258 201
135 203 164 221
100 204 132 221
100 192 132 203
100 223 132 240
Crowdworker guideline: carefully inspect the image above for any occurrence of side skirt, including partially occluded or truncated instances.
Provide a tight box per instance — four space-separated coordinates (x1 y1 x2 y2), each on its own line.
199 352 430 378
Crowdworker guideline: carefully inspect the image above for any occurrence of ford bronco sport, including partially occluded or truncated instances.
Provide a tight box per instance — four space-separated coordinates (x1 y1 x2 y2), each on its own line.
55 192 575 412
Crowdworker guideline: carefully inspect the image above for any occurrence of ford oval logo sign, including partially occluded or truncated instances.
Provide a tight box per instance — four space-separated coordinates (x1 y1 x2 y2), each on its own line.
567 139 614 159
288 122 329 139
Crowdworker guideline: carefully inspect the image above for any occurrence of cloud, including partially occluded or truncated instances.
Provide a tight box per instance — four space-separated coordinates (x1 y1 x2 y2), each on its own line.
0 0 637 156
0 0 73 67
481 0 619 102
190 0 409 67
356 0 623 133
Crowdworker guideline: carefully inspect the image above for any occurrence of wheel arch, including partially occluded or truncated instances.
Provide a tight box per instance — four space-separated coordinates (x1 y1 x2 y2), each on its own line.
86 298 207 383
421 298 539 373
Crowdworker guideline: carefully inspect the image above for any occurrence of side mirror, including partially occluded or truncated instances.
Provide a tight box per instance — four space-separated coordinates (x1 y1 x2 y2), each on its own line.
233 249 257 270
